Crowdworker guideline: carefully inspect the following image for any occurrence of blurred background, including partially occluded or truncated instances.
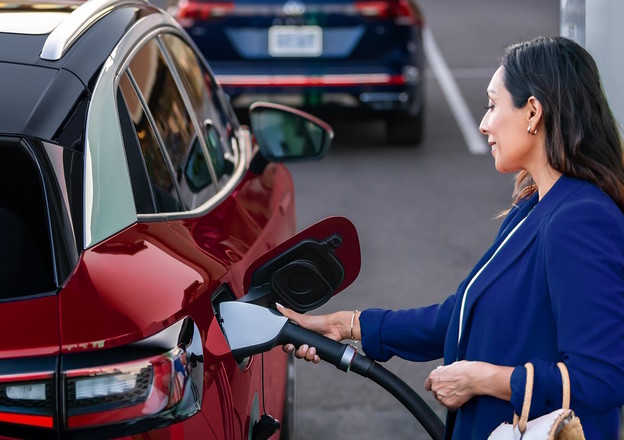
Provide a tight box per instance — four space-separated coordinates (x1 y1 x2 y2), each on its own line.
166 0 621 437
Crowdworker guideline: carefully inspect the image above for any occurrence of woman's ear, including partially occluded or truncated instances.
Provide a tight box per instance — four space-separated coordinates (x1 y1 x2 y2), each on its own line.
526 96 543 129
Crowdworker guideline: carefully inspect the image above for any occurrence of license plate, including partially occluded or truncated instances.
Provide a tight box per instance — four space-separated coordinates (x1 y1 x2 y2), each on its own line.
268 26 322 57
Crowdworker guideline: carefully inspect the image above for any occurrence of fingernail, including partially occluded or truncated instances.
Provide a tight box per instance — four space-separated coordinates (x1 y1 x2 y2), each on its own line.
275 302 284 309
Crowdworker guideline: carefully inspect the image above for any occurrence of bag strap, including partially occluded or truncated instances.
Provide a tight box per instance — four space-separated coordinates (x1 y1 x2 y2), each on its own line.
558 362 571 409
513 362 571 433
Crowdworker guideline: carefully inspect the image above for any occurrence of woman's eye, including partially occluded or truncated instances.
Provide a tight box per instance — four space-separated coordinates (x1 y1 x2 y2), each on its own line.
484 104 494 111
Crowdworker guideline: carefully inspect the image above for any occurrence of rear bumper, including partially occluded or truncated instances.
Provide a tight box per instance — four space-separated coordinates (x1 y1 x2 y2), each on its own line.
216 72 410 87
217 69 424 119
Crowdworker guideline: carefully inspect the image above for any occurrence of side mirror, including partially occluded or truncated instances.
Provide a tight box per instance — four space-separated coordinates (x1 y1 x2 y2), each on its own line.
241 216 361 312
249 102 333 162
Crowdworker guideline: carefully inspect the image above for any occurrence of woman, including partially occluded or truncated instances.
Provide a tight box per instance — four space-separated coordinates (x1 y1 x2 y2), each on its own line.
278 36 624 439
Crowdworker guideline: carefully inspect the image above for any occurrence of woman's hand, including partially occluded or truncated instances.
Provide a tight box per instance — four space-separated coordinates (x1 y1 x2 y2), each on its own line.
424 361 513 411
276 304 355 364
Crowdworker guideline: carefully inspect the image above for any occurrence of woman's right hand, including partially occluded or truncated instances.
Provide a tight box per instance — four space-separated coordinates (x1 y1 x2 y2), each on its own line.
276 304 356 364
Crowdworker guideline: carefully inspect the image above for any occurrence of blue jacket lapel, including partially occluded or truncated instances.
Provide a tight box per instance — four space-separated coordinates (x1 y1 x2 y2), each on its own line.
452 176 581 359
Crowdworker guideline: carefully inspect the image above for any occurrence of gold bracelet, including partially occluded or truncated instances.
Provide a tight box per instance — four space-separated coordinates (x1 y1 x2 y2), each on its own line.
350 310 360 344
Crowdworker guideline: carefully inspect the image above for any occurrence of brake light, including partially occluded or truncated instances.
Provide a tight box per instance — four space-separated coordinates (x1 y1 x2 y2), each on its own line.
0 372 55 429
0 318 203 437
0 412 53 429
176 0 234 24
64 347 192 429
355 0 422 25
355 1 387 17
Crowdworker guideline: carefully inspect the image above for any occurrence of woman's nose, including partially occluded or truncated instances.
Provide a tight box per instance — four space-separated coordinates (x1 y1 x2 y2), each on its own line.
479 115 488 135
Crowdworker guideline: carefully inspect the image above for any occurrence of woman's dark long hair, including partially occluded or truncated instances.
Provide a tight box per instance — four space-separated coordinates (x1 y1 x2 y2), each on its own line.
502 36 624 210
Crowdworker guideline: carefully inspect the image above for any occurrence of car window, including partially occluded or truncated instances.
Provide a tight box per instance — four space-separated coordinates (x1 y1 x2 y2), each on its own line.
159 34 234 188
124 37 220 212
118 71 183 213
0 139 55 298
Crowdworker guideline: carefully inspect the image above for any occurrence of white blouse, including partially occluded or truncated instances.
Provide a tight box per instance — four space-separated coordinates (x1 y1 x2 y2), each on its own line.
457 214 529 344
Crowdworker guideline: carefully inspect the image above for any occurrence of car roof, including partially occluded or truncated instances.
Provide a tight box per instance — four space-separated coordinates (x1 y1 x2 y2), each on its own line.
0 0 158 141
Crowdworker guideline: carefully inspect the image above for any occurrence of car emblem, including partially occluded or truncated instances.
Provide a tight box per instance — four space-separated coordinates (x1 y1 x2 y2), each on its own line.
282 0 305 16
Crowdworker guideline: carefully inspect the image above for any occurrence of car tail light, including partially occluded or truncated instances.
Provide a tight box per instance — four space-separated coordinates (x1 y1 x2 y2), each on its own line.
62 319 204 434
0 372 55 429
65 353 177 428
355 0 422 25
176 0 234 25
0 318 203 438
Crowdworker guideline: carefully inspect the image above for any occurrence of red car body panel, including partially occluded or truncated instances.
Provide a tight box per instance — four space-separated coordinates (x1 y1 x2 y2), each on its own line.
0 1 336 437
0 295 59 358
57 163 292 438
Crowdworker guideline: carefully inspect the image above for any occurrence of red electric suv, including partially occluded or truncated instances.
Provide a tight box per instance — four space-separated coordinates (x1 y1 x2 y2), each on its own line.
0 0 339 438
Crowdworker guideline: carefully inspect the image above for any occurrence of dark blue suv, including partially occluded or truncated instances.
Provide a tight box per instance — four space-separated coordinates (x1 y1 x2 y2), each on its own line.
174 0 426 145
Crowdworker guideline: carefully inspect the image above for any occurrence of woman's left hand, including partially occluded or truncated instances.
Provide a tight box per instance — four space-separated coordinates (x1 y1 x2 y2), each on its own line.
424 361 479 410
424 361 513 411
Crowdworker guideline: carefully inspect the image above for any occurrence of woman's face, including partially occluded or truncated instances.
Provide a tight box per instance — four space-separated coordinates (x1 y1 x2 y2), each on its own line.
479 66 542 174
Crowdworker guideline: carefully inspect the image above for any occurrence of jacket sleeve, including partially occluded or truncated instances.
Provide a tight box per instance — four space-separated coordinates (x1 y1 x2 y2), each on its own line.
510 198 624 416
360 294 456 362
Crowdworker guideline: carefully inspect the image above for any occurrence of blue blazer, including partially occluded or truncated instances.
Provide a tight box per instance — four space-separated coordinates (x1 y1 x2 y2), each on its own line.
361 176 624 439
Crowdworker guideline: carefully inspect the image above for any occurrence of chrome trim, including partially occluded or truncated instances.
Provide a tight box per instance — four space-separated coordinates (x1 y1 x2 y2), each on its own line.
138 125 250 222
216 73 400 86
84 50 136 248
339 344 357 372
155 36 220 192
40 0 149 61
84 14 169 248
282 0 305 16
111 17 251 222
115 20 251 223
85 10 249 246
125 66 185 203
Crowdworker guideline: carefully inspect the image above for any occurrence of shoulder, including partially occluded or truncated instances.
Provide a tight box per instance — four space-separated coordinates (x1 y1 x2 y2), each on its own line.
549 179 623 224
544 178 624 248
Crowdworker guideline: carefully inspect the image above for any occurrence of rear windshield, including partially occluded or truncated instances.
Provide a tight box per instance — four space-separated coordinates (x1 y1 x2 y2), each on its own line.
0 139 56 299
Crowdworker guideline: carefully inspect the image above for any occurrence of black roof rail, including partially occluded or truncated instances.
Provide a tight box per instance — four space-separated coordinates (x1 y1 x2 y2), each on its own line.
40 0 149 61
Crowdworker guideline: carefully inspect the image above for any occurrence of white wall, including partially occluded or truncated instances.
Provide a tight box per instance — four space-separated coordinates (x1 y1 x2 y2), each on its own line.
561 0 624 133
586 0 624 133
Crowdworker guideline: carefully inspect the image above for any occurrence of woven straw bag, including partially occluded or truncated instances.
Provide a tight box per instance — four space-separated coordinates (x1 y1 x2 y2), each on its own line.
489 362 585 440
